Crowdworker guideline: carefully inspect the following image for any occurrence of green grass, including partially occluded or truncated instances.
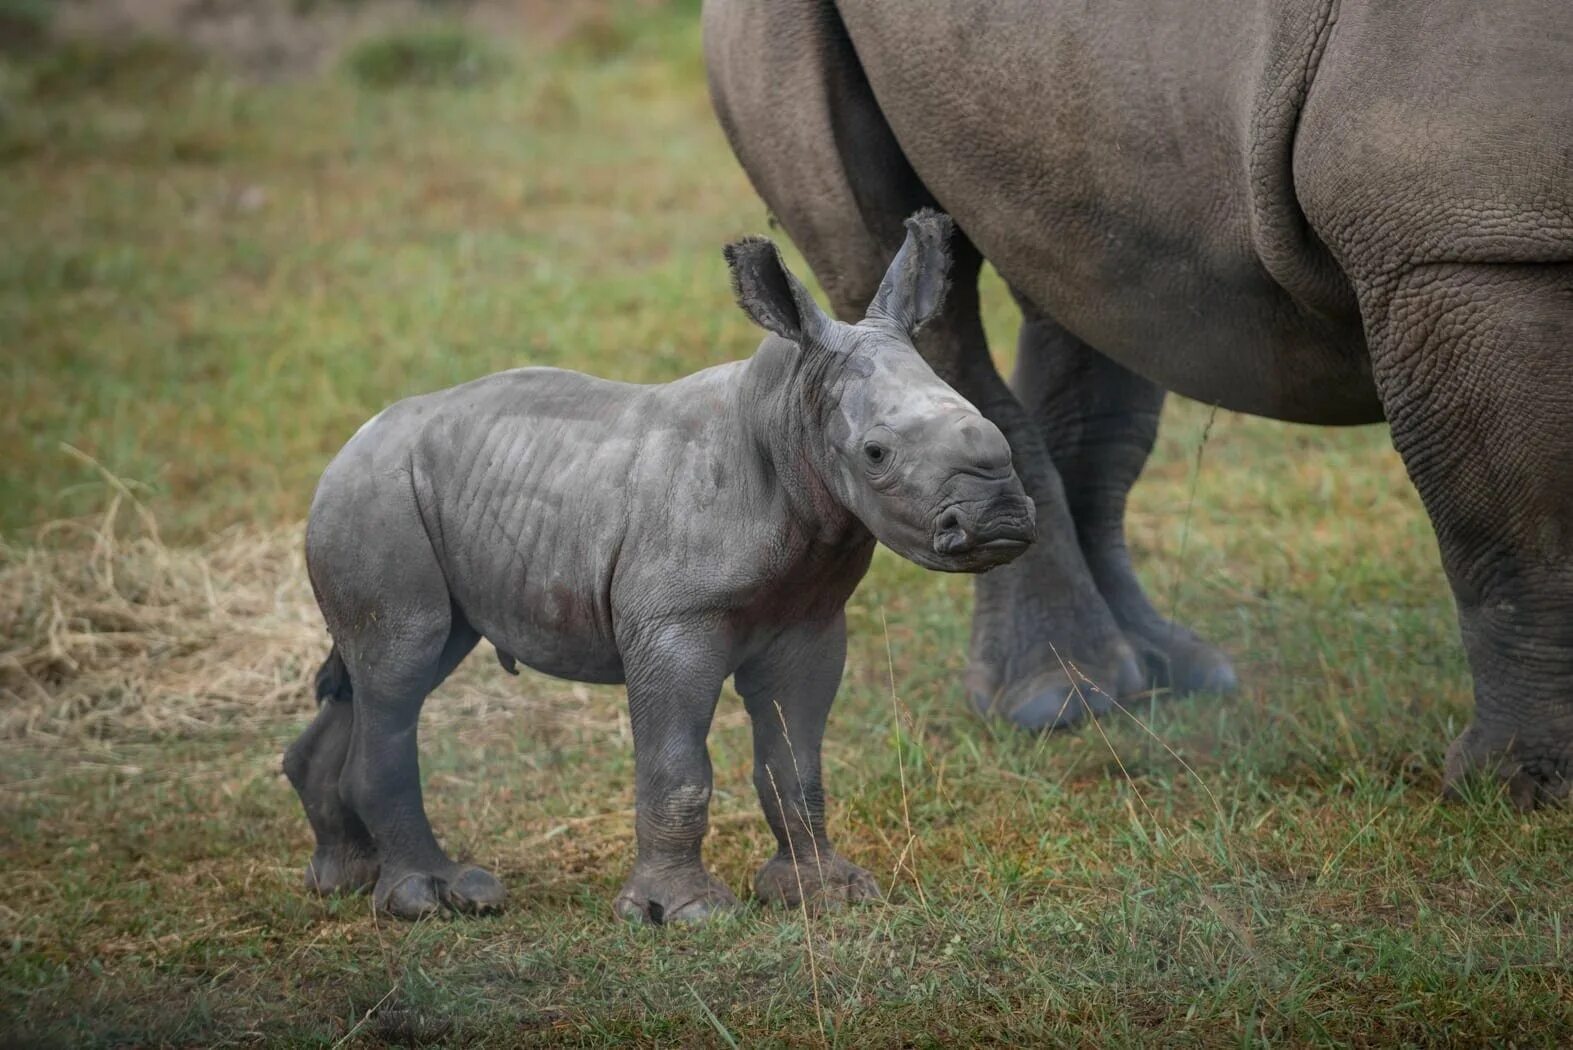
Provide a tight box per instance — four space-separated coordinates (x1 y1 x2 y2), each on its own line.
343 25 508 89
2 9 1570 1047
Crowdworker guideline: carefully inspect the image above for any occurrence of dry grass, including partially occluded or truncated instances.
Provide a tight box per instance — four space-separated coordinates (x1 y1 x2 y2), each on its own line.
2 484 318 743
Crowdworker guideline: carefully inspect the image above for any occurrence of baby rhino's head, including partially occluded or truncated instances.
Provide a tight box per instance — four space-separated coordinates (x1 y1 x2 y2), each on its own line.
724 210 1035 573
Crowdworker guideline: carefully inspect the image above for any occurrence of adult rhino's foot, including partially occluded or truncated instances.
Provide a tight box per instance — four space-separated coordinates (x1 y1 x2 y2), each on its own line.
972 631 1231 732
1443 721 1572 811
754 851 880 913
968 642 1144 732
967 543 1147 731
304 844 379 897
373 864 506 919
614 864 740 926
1123 619 1239 697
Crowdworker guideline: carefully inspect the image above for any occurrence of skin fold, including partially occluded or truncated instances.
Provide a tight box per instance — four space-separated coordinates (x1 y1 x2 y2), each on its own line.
286 212 1037 921
703 0 1573 807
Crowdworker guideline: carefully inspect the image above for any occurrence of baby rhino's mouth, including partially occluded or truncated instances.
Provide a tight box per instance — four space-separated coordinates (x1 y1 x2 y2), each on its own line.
932 502 1035 566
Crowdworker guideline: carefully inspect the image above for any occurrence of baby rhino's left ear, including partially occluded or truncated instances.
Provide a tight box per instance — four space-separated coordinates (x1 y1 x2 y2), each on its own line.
868 209 954 336
723 236 831 347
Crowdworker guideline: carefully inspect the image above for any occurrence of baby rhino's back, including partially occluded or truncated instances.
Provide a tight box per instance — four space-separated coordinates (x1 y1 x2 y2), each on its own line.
373 367 649 683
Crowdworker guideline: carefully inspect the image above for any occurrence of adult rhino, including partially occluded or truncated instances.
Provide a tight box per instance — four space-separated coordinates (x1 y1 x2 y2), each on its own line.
703 0 1573 807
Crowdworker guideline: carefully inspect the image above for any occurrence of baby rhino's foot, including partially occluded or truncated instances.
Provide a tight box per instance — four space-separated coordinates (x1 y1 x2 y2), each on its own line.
374 864 506 920
304 844 379 897
614 865 740 926
755 851 881 913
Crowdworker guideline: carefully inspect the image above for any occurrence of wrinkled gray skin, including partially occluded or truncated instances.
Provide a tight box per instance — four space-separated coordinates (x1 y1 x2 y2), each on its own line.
287 213 1035 921
703 0 1573 808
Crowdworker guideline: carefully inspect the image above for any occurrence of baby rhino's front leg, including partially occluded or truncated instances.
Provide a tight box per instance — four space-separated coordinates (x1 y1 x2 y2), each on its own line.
613 622 740 925
737 616 880 912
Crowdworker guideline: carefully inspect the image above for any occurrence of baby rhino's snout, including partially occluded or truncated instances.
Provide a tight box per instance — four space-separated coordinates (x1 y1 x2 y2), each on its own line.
930 415 1035 569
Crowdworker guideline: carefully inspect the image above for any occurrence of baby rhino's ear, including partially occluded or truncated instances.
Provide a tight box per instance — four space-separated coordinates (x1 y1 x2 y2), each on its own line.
868 208 954 336
723 236 831 347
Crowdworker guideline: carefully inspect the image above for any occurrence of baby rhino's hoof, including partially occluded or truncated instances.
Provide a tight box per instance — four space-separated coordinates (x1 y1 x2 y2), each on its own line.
755 852 881 913
614 866 740 926
374 865 506 920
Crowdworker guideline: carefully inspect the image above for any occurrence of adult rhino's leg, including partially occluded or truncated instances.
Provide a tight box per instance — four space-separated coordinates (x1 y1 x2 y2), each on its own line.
1361 263 1573 808
705 0 1139 729
736 615 879 911
927 250 1145 728
1012 312 1239 697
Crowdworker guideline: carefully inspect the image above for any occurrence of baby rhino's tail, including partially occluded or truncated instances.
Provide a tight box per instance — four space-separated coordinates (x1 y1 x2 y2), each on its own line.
314 645 353 704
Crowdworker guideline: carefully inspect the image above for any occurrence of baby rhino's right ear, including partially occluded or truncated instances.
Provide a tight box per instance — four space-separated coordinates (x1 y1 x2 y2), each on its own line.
723 236 831 347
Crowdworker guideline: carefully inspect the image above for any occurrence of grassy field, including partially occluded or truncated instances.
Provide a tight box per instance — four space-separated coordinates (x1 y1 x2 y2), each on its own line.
3 6 1570 1046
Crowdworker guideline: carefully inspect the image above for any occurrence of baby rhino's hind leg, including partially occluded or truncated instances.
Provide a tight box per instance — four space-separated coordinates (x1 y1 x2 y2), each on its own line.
308 494 499 920
283 650 378 896
338 616 497 919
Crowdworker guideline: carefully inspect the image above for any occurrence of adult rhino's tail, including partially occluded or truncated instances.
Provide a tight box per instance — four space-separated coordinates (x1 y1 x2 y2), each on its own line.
314 645 353 704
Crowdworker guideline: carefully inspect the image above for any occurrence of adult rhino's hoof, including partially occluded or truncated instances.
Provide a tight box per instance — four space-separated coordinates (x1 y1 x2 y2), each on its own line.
441 866 507 913
1135 631 1239 697
1443 724 1571 811
375 871 444 920
304 846 379 897
754 852 880 913
374 864 505 919
970 646 1141 731
614 866 740 926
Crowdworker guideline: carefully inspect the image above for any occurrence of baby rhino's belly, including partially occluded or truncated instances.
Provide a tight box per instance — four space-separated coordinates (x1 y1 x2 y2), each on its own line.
470 586 625 686
432 523 625 683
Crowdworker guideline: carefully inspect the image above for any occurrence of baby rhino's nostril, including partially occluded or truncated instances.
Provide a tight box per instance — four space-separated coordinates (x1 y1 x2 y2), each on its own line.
939 509 962 533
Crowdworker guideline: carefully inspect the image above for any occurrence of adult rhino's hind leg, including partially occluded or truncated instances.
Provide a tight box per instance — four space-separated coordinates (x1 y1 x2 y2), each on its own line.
1363 263 1573 808
1012 313 1239 698
925 255 1146 730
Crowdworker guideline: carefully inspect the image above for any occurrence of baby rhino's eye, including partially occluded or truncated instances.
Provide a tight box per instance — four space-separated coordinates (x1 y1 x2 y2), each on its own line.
864 442 888 465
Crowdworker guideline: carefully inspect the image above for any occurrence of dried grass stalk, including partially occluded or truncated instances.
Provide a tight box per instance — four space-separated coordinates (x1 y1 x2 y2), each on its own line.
0 490 324 742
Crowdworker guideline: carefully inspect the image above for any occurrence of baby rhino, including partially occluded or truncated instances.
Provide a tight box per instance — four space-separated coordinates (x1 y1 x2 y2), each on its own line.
288 210 1034 923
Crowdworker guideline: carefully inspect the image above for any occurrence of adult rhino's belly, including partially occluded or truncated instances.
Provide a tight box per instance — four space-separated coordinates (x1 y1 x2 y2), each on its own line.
992 231 1382 424
923 137 1380 423
846 0 1382 424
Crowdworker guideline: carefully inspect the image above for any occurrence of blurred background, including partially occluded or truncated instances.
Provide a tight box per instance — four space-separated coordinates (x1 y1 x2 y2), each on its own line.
3 0 755 537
